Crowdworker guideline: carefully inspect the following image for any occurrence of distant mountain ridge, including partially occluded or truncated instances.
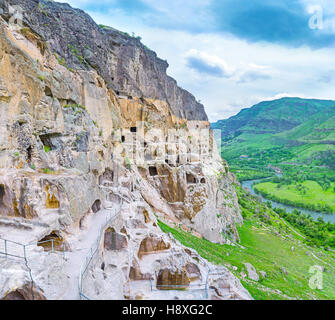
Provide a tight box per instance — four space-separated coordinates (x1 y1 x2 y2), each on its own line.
212 97 335 139
211 97 335 168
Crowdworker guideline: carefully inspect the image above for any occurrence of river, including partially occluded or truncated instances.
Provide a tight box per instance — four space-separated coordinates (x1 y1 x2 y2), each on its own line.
241 178 335 223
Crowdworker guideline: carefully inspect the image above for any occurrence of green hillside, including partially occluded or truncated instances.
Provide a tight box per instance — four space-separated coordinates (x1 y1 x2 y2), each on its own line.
211 97 335 178
159 186 335 300
211 97 335 213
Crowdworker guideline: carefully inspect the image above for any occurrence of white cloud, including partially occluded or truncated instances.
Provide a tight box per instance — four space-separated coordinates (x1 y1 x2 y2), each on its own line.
236 63 273 83
184 49 235 78
65 1 335 122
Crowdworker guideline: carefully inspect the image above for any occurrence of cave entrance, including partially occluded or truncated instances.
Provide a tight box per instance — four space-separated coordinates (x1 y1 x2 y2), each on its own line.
99 169 114 185
2 290 26 300
156 269 190 290
186 173 197 184
45 86 53 97
37 231 63 252
130 127 137 133
0 184 5 207
149 166 158 177
79 217 85 230
121 135 125 143
26 146 32 164
92 199 102 213
200 178 206 184
39 133 60 151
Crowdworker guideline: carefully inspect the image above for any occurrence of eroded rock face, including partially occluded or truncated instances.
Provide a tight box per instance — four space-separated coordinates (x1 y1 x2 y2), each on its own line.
138 236 171 259
129 259 151 281
156 268 191 290
185 262 202 282
0 259 48 300
104 228 128 251
0 0 207 122
1 284 47 300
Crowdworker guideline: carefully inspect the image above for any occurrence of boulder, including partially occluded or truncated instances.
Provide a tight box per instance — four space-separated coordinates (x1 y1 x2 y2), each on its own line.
244 263 259 281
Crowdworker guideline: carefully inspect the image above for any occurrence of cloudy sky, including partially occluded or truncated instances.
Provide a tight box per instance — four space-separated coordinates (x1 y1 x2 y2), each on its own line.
65 0 335 121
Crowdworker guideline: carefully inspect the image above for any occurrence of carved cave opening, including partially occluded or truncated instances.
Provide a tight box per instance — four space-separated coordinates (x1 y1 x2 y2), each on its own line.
149 166 158 177
39 133 60 151
186 173 197 184
92 199 102 213
0 184 5 207
26 146 32 164
44 86 53 97
37 231 64 251
156 269 190 290
99 169 114 185
2 290 26 300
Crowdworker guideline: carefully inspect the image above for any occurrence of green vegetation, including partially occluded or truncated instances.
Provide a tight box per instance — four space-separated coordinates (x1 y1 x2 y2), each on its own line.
230 165 274 182
67 44 89 68
63 103 86 115
158 186 335 300
38 2 48 17
37 75 45 81
211 97 335 213
53 52 68 67
274 208 335 248
212 98 335 179
254 180 335 213
42 168 55 174
99 24 113 30
13 152 20 158
125 157 131 170
44 145 51 153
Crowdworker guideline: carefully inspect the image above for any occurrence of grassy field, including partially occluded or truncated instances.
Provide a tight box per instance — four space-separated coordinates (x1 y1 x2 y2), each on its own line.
229 165 274 182
158 187 335 300
254 180 335 213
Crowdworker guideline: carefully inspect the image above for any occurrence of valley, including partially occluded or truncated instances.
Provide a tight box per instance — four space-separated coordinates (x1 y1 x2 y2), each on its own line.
212 97 335 217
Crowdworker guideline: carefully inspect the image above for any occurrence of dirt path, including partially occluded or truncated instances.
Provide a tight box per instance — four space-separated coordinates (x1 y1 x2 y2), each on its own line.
60 204 121 300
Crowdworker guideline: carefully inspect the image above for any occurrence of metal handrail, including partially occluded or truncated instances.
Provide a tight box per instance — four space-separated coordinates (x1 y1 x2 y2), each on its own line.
149 269 227 299
0 236 65 300
78 198 123 300
0 237 66 258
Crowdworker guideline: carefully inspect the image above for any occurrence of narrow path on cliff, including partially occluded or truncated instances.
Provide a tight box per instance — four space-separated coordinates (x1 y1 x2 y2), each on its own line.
60 203 121 300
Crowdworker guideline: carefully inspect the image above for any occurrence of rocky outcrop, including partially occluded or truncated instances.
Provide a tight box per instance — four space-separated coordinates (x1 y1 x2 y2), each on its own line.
0 0 207 121
138 236 171 259
244 263 259 282
104 228 128 251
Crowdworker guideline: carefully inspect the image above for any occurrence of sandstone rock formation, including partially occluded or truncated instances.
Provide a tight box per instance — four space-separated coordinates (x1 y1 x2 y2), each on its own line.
0 0 250 300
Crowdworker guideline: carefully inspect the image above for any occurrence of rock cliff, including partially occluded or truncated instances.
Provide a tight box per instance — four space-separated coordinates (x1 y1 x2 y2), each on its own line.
0 0 249 300
0 0 208 121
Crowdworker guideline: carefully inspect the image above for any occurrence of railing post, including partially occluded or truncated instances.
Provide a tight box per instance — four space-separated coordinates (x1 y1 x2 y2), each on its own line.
51 239 54 253
4 240 7 258
205 270 210 299
23 245 27 262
